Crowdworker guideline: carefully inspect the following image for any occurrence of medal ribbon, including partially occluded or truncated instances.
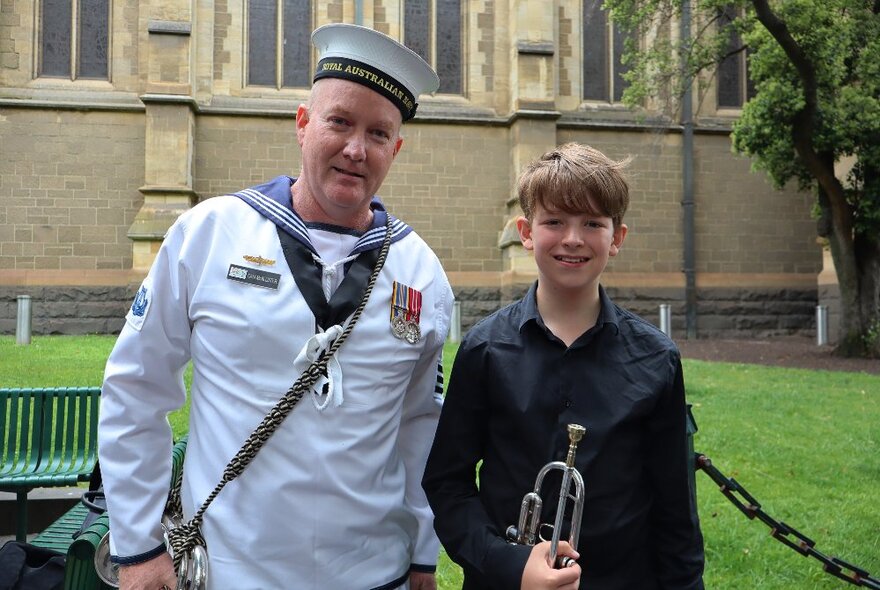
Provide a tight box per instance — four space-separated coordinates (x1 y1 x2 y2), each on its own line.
391 282 422 322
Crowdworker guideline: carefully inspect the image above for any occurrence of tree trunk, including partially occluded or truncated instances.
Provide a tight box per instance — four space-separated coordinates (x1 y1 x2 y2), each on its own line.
751 0 873 357
855 234 880 357
827 208 868 357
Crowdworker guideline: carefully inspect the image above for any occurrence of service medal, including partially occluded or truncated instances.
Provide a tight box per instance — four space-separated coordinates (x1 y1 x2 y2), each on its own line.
404 321 421 345
392 315 408 338
390 281 423 344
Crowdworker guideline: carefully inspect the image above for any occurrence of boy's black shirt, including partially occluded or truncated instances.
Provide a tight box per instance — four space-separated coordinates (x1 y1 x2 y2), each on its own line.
423 283 704 590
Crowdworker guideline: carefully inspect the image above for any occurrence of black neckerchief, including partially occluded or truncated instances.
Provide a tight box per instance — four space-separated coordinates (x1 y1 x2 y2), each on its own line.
276 226 381 331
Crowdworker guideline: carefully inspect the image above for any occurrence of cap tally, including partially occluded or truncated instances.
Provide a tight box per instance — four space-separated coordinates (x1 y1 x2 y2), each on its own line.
311 23 440 121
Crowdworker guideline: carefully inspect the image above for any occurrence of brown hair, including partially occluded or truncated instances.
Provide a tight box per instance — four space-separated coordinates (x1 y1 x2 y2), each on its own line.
517 143 631 227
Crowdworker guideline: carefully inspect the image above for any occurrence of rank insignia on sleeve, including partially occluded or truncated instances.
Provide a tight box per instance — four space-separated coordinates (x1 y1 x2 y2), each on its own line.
125 284 151 331
390 281 422 344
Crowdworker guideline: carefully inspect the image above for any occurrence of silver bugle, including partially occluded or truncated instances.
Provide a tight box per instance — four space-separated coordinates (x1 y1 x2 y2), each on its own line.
505 423 586 569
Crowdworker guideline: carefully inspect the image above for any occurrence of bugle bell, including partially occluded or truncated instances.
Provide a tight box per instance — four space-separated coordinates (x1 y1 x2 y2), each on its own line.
505 423 586 569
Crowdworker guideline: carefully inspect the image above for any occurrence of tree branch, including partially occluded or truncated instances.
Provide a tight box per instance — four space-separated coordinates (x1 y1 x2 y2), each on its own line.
750 0 847 221
720 44 748 62
750 0 816 127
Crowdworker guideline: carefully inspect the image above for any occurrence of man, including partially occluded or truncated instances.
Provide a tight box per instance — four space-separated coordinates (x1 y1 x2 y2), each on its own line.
99 24 453 590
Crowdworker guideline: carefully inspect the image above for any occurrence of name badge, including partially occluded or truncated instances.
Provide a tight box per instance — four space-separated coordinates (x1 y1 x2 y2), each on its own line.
227 264 281 290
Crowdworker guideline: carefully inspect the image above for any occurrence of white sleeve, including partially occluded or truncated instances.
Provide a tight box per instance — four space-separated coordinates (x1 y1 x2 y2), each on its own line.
399 270 454 569
98 218 192 562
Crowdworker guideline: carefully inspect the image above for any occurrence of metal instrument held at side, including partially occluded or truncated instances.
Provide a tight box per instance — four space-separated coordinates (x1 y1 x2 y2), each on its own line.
94 509 208 589
505 423 586 569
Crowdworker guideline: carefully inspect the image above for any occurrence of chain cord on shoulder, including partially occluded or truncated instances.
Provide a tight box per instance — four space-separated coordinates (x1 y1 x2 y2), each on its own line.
696 452 880 589
166 216 394 572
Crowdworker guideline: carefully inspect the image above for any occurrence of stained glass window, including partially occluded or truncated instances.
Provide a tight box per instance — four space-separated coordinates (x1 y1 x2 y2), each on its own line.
404 0 462 95
247 0 311 89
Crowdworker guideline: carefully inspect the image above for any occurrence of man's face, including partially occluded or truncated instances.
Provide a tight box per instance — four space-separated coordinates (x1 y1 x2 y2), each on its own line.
516 202 627 296
294 78 404 229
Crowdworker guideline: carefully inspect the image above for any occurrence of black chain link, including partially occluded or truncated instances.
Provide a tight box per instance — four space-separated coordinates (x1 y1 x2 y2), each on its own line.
695 453 880 589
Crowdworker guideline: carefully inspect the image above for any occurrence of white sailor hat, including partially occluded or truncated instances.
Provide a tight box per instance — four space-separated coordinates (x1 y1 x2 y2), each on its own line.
312 23 440 122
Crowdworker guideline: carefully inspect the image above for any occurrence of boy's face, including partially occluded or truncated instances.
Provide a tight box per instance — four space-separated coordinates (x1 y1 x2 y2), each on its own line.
516 201 627 296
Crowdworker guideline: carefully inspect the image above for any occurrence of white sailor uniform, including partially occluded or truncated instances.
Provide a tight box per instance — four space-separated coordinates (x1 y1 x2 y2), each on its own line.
99 175 454 590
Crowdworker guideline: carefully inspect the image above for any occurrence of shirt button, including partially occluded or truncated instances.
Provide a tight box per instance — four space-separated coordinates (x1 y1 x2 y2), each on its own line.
564 400 572 408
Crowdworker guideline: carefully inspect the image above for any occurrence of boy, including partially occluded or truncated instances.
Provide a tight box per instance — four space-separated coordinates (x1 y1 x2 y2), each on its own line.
423 143 704 590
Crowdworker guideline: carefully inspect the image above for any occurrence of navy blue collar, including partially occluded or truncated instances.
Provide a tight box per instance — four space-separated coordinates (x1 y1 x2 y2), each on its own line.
232 175 412 256
519 282 621 336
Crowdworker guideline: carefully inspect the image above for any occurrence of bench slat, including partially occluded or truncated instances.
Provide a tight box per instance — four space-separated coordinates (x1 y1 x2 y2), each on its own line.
31 502 88 554
0 387 101 541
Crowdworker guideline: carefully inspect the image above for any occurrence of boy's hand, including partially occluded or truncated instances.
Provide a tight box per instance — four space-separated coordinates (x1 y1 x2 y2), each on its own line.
520 541 581 590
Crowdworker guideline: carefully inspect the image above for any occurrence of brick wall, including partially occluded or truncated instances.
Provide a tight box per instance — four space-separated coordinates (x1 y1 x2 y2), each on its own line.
0 109 145 272
0 0 828 339
193 115 302 198
555 129 821 276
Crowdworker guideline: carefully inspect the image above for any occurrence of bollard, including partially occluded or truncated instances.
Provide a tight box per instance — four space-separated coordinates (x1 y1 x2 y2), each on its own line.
448 301 462 343
16 295 32 345
659 304 671 337
816 305 828 346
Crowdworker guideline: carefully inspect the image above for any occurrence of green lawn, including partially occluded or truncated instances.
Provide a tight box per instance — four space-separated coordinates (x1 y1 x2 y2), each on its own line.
2 335 878 589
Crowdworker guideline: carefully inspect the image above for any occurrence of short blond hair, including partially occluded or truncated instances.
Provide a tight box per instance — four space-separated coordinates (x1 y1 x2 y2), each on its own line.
517 143 630 227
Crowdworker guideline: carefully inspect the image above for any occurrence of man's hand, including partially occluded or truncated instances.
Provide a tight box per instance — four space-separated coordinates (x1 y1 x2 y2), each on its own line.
521 541 581 590
118 552 177 590
409 570 437 590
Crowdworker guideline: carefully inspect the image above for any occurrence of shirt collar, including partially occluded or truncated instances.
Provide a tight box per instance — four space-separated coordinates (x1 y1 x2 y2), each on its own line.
518 282 621 336
230 175 412 256
596 284 621 335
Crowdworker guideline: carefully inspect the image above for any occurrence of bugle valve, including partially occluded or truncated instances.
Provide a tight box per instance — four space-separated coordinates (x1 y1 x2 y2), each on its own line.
505 423 586 569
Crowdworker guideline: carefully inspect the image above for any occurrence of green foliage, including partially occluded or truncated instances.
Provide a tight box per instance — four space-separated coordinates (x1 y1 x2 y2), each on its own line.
605 0 880 238
733 0 880 229
607 0 880 358
3 336 878 588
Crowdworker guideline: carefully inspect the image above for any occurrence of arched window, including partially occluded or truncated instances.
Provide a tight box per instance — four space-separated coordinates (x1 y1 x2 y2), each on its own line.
717 5 755 109
247 0 312 88
404 0 462 94
582 0 630 103
39 0 109 80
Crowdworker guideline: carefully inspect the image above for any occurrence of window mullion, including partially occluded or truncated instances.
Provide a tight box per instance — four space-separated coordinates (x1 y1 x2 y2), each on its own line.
71 0 78 80
430 0 437 68
607 19 613 102
276 0 283 89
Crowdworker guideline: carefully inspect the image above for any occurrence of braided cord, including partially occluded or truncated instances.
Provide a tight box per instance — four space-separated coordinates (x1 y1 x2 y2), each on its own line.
166 216 393 571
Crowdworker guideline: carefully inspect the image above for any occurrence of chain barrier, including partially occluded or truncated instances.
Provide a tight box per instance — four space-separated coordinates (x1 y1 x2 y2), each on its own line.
695 453 880 589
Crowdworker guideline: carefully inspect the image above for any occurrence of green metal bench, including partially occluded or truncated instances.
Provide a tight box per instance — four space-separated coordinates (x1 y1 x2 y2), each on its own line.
0 386 101 541
40 436 189 590
28 500 115 590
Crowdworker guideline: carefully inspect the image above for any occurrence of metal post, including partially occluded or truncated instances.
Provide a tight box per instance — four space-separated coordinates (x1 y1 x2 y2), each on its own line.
448 301 462 343
659 304 672 337
16 491 28 542
16 295 32 345
816 305 828 346
681 0 697 340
